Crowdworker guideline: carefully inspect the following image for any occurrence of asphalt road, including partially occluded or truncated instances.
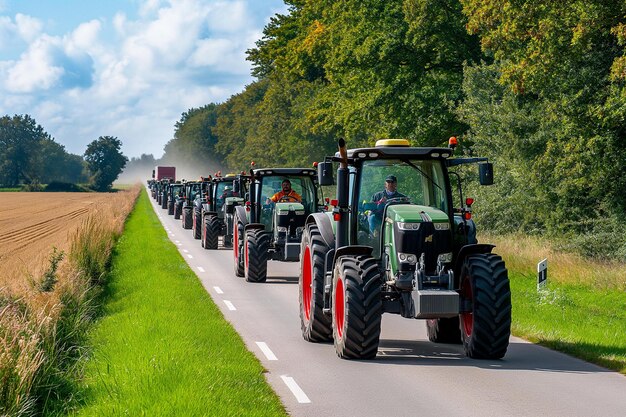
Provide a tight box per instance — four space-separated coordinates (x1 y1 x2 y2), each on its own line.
150 195 626 417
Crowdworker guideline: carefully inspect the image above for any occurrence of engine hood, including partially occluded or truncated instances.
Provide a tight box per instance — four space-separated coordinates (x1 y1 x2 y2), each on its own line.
385 204 449 224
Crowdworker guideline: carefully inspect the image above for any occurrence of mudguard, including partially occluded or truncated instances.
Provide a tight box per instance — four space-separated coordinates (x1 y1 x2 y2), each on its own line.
332 245 373 267
305 212 335 248
453 244 495 276
202 210 218 219
234 206 248 226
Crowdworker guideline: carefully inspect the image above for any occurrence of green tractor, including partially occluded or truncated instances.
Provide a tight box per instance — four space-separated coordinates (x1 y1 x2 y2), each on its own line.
299 138 510 360
201 174 248 250
191 177 213 240
166 181 183 216
181 180 201 230
160 178 171 209
232 168 321 282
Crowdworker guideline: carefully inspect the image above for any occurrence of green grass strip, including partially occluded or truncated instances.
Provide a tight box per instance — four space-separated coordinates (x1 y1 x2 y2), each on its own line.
70 190 287 416
510 271 626 375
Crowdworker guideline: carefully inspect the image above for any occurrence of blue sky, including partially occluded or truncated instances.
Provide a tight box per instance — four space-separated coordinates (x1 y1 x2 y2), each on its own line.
0 0 287 158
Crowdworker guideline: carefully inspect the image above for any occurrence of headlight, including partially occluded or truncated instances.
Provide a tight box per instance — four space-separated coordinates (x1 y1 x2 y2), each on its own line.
398 253 417 264
434 222 450 231
437 252 453 264
397 222 421 230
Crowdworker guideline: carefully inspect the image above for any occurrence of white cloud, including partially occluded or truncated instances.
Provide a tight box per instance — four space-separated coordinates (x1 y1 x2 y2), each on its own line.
15 13 43 42
6 35 64 92
0 0 284 157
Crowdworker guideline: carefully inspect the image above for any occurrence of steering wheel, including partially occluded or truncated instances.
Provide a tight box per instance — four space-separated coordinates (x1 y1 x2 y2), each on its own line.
279 195 298 203
385 196 411 205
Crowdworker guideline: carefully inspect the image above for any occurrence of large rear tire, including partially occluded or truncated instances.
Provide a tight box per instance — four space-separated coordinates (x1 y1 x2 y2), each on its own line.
174 203 181 220
233 218 244 277
299 225 332 342
161 195 168 209
167 201 174 215
182 207 193 229
460 253 511 359
426 317 462 344
244 228 269 283
202 214 219 250
332 255 382 359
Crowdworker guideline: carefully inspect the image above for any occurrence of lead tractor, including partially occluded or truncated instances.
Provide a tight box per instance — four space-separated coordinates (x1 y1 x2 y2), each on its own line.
233 168 321 282
299 138 511 360
202 174 248 250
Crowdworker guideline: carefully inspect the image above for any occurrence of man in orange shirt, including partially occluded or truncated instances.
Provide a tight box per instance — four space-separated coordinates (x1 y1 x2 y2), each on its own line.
269 179 302 203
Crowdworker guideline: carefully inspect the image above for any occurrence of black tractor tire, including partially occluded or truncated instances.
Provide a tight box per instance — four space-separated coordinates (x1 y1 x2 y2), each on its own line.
244 228 269 283
233 219 244 277
182 207 193 229
157 193 161 205
161 196 168 209
192 210 202 239
426 317 462 344
460 253 511 359
174 204 181 220
167 201 174 215
299 225 333 343
202 215 219 250
332 255 382 359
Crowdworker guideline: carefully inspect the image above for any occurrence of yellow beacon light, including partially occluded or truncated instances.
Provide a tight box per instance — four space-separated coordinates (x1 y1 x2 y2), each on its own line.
375 139 410 147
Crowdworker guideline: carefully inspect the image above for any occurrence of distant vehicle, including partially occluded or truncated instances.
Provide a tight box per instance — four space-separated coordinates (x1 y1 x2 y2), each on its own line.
153 166 176 182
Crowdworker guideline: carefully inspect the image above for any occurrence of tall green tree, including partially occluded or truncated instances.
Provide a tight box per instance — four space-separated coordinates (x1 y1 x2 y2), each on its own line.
84 136 128 191
0 114 51 186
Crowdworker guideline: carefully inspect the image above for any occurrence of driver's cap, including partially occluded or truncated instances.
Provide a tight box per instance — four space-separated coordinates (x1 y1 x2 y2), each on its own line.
385 175 397 183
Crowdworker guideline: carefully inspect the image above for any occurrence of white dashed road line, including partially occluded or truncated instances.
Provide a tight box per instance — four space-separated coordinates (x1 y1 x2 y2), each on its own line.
197 266 205 273
213 286 223 294
255 342 278 361
280 376 311 404
183 249 189 253
186 254 193 259
223 300 236 311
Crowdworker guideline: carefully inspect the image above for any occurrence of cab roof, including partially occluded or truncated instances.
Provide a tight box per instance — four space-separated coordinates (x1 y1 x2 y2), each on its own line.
252 168 317 176
337 146 453 161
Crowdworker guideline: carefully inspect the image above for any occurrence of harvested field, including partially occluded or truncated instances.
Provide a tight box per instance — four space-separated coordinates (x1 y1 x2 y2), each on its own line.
0 192 124 294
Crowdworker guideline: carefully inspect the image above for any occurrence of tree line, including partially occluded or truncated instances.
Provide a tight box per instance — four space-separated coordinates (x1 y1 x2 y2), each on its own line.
162 0 626 259
0 114 127 191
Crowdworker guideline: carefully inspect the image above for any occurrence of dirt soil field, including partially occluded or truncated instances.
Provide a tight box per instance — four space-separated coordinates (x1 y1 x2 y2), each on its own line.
0 192 117 292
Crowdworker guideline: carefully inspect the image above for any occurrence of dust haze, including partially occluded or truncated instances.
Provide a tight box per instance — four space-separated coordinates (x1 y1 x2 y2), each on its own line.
116 154 225 185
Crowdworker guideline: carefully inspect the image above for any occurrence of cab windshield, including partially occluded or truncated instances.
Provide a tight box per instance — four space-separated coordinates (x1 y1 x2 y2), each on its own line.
214 180 235 210
354 158 449 252
259 175 317 229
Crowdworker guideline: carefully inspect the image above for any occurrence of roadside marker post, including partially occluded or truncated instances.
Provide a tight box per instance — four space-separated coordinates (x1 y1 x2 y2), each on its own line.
537 258 548 290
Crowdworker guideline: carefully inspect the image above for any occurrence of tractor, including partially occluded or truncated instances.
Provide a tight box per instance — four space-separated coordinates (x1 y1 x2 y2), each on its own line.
181 180 201 230
191 177 213 240
160 178 171 209
232 168 321 282
202 174 249 250
299 138 511 360
166 181 183 216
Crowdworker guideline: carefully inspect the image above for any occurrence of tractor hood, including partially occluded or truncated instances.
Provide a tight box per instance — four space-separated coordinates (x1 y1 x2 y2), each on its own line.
275 202 305 216
385 204 449 225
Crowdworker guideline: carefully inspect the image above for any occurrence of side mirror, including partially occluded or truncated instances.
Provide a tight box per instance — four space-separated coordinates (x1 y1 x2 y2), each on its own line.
479 163 493 186
233 181 240 193
244 192 250 201
318 161 334 186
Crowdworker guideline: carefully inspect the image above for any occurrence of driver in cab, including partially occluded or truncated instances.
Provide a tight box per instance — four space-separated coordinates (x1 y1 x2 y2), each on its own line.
369 175 405 233
269 179 302 203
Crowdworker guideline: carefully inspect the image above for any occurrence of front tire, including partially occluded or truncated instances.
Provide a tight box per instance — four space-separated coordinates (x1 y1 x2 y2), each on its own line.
299 225 332 342
167 201 174 215
233 219 244 277
192 209 202 239
332 255 382 359
203 215 219 250
460 254 511 359
182 207 193 229
244 228 269 283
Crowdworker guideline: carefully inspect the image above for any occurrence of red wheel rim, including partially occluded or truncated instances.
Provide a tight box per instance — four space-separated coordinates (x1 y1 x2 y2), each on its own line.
334 276 345 339
302 246 312 321
461 274 473 338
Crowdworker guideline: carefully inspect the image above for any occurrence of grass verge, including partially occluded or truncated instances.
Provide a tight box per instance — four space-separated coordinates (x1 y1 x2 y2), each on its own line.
69 189 286 416
488 234 626 375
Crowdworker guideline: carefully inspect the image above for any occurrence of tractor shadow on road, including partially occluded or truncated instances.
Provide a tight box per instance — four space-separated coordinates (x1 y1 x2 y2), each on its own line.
265 275 299 285
374 339 614 374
